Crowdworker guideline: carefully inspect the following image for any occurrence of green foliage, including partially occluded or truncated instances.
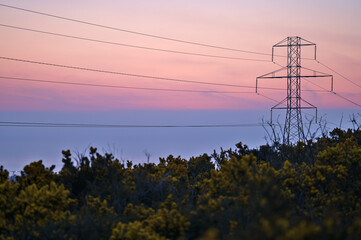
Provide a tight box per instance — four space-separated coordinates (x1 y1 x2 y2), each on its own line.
0 180 74 239
110 221 166 240
0 166 9 184
16 160 56 188
1 128 361 239
64 195 118 240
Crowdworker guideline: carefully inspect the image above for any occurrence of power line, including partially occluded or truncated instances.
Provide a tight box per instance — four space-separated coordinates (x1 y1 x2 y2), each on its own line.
0 3 271 57
0 75 329 93
273 62 360 108
331 92 361 108
0 24 269 62
302 78 331 92
301 76 361 108
0 121 264 128
303 76 361 108
302 74 361 108
0 76 254 94
301 69 361 108
0 57 331 92
259 62 330 93
0 56 265 88
256 93 278 103
316 60 361 89
273 62 332 92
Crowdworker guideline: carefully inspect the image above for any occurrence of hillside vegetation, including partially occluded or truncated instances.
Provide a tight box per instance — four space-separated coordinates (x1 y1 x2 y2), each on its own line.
1 128 361 239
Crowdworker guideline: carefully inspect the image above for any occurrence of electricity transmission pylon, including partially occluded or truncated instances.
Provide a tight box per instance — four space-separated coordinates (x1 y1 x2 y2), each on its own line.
256 36 333 144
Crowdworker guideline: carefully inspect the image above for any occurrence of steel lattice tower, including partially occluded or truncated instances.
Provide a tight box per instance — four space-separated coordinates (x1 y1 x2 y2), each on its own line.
256 36 333 144
284 37 303 143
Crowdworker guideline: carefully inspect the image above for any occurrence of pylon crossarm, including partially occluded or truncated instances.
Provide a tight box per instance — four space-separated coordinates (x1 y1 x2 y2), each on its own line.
300 98 317 109
256 67 287 92
257 67 286 79
301 66 332 77
258 67 287 78
272 37 288 48
300 66 334 91
261 74 332 79
272 38 288 61
270 98 287 124
299 38 316 59
269 65 332 77
296 107 317 109
274 43 315 47
299 37 316 46
273 37 316 47
300 98 318 122
299 75 332 78
259 75 287 79
271 98 287 110
273 36 316 46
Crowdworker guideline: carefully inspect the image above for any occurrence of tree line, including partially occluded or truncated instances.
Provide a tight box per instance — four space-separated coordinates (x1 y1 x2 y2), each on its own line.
0 127 361 239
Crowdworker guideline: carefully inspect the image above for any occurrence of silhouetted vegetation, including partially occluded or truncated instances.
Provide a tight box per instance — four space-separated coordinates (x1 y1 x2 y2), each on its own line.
1 128 361 239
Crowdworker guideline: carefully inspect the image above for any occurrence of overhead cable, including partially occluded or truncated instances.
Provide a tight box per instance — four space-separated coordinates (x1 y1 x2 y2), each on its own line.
0 24 269 62
0 3 271 56
256 93 278 103
0 56 262 88
0 76 253 94
0 121 264 128
330 92 361 108
267 62 361 108
0 57 329 92
316 60 361 89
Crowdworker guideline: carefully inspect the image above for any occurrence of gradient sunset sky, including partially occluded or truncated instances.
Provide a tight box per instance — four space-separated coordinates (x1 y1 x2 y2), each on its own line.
0 0 360 170
0 0 360 111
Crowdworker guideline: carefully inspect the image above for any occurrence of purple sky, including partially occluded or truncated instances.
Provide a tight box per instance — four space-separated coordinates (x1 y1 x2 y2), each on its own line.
0 0 360 171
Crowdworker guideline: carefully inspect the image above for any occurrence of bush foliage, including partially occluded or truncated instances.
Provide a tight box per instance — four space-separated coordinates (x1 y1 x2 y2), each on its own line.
1 128 361 239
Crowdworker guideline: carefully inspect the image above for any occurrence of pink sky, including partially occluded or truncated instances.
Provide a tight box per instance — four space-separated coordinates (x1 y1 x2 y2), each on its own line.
0 0 360 111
